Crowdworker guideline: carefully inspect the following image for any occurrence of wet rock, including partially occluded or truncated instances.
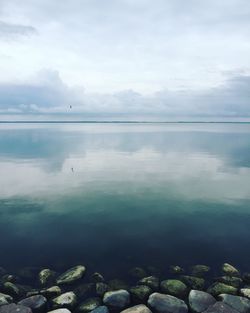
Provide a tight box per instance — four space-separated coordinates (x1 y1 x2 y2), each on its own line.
216 276 242 288
1 276 16 284
47 310 71 313
90 306 109 313
203 302 239 313
160 280 188 298
179 276 205 290
169 266 184 275
188 290 216 313
3 283 20 297
121 304 152 313
91 273 105 283
207 282 237 297
26 290 40 297
129 268 147 279
96 283 109 297
56 266 86 285
0 293 13 306
130 285 152 303
103 290 130 310
218 293 250 313
40 286 62 298
0 304 32 313
39 269 56 286
243 274 250 284
190 265 210 277
52 292 77 309
77 298 102 313
222 263 240 277
147 292 188 313
240 289 250 299
108 280 129 291
18 295 47 313
74 283 95 298
138 277 159 291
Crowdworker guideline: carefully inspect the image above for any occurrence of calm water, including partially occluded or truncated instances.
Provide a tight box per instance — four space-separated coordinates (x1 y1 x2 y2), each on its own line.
1 122 250 276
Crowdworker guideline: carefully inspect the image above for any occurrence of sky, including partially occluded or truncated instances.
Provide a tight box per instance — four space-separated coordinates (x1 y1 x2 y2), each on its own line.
0 0 250 119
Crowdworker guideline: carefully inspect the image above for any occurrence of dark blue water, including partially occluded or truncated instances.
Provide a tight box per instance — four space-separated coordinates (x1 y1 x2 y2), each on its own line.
0 123 250 276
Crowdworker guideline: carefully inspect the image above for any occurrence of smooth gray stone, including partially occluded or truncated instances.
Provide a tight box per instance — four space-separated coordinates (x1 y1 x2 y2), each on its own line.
121 304 152 313
0 304 32 313
103 290 130 309
18 295 47 312
90 306 109 313
147 292 188 313
218 294 250 313
203 301 239 313
188 290 216 313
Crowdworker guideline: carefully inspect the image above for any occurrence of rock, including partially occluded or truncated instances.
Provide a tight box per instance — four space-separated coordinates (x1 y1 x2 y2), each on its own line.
26 290 40 297
243 274 250 284
0 293 13 306
74 284 95 298
240 289 250 299
0 304 32 313
216 276 243 288
108 279 129 291
222 263 240 277
39 269 56 286
160 280 188 298
91 273 105 283
47 310 71 313
188 290 216 313
18 295 47 313
77 298 102 313
129 268 147 279
90 306 109 313
52 292 77 309
147 292 188 313
103 290 130 309
207 282 237 297
138 277 159 291
179 276 205 290
40 286 62 298
56 266 86 285
203 302 239 313
169 266 184 275
1 276 16 284
3 283 20 297
218 294 250 313
130 285 152 303
96 283 109 297
121 304 152 313
191 265 210 277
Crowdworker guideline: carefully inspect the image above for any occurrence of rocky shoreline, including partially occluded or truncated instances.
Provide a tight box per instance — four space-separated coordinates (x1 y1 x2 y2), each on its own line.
1 263 250 313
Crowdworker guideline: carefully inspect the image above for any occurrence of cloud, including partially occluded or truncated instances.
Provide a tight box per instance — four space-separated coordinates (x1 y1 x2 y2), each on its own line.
0 21 36 39
0 69 249 118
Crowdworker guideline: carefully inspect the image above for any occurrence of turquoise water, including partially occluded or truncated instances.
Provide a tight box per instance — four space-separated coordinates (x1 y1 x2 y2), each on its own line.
0 122 250 275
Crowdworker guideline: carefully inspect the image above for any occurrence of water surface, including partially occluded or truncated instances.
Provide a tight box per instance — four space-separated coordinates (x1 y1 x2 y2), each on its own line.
1 122 250 276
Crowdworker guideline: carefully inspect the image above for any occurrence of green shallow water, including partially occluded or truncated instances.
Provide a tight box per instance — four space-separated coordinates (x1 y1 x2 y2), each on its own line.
0 123 250 275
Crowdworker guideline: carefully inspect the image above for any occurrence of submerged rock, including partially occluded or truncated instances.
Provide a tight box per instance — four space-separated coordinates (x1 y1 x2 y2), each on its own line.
188 290 216 313
129 268 147 279
179 276 205 290
77 298 102 313
74 283 95 298
240 289 250 299
138 276 159 291
121 304 152 313
203 302 239 313
56 266 86 285
160 280 188 298
191 265 210 277
130 285 152 303
47 310 71 313
96 283 109 297
40 286 62 298
0 304 32 313
222 263 240 277
0 293 13 306
91 273 105 283
169 266 184 275
147 292 188 313
216 276 242 288
218 294 250 313
18 295 47 313
243 273 250 284
90 306 109 313
108 279 129 291
3 283 20 297
103 289 130 309
207 282 237 297
52 292 77 309
39 269 56 286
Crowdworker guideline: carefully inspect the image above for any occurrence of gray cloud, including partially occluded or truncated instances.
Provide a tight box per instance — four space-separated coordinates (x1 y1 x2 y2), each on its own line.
0 21 36 39
0 70 249 118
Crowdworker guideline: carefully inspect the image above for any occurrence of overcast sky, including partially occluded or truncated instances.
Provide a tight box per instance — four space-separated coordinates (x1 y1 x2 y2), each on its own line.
0 0 250 118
